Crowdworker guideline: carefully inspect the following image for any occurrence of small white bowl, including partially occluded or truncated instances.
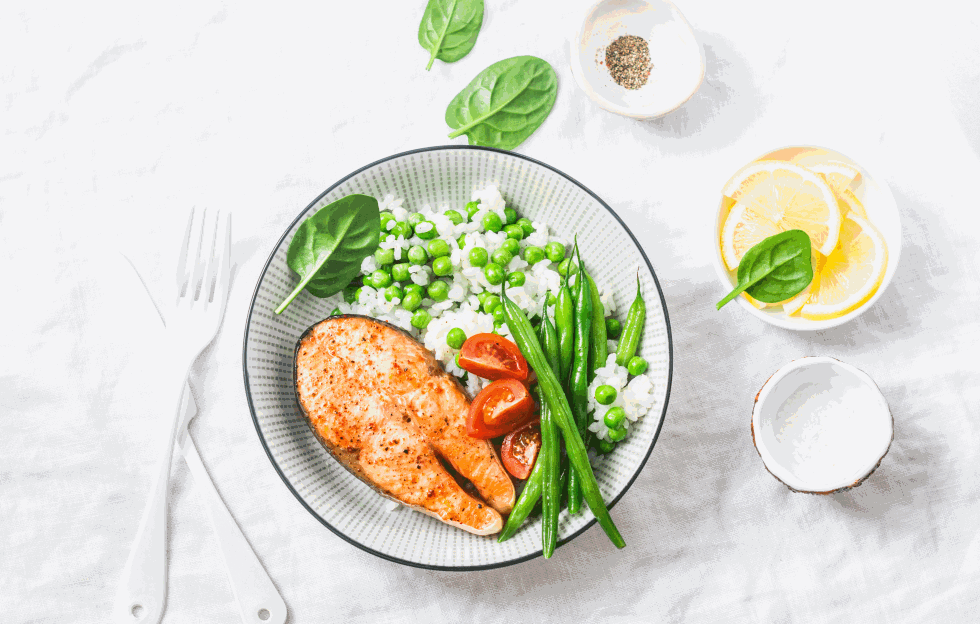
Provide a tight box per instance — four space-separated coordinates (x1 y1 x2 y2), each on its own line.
751 357 893 494
569 0 705 119
712 145 903 331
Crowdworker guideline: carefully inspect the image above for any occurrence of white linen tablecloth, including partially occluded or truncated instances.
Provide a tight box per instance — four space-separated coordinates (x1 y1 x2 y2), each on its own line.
3 1 980 622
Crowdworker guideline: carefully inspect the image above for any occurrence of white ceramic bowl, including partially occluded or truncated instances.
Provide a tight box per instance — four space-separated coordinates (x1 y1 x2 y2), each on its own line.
712 145 903 331
243 146 673 570
751 357 893 494
569 0 705 119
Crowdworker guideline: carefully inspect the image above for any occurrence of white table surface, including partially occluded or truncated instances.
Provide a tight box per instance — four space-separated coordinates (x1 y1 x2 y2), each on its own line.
3 1 980 622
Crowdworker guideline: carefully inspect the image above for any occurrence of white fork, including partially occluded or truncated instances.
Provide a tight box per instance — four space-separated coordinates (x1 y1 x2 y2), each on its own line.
114 209 233 624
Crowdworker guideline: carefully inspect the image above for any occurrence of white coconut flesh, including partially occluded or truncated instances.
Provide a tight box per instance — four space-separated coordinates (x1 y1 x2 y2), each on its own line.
752 357 893 493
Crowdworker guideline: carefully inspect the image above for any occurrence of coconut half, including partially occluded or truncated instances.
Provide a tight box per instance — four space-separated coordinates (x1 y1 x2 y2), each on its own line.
751 357 893 494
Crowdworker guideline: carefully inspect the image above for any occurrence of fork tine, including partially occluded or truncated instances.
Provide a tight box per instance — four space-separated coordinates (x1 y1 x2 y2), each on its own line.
212 213 232 308
201 210 223 303
186 209 210 302
175 208 196 296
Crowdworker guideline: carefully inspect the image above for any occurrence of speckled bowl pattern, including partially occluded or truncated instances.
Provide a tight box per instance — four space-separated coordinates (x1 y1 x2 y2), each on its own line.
243 146 673 570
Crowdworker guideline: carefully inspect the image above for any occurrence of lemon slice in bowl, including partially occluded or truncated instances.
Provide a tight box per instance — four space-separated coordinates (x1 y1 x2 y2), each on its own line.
837 188 868 219
721 161 842 270
783 252 825 315
801 213 888 321
799 161 861 196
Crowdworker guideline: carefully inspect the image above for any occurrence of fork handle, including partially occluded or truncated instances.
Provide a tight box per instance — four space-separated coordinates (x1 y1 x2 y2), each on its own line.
180 432 287 624
113 363 192 624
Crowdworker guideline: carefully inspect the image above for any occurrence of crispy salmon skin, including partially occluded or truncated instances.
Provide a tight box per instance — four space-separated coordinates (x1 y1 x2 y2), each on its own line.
294 315 515 535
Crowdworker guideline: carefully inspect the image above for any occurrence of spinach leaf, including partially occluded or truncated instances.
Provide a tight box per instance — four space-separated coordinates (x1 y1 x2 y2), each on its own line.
275 194 380 315
716 230 813 310
446 56 558 150
418 0 484 71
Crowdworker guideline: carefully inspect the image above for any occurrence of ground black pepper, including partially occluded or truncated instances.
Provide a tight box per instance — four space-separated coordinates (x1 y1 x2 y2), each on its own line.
605 35 652 90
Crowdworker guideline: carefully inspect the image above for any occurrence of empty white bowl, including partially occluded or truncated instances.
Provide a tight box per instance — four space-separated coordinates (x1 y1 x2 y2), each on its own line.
570 0 705 119
712 145 903 331
751 357 893 494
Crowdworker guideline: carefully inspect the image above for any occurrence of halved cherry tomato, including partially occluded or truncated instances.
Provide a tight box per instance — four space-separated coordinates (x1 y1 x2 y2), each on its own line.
466 379 535 439
458 334 529 382
501 419 541 480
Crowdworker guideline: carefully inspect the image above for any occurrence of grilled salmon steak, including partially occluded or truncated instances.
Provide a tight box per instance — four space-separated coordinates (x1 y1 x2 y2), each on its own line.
294 315 516 535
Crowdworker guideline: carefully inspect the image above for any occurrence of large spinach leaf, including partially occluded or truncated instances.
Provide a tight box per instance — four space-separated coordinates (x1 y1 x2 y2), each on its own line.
275 194 380 315
445 56 558 150
418 0 484 71
716 229 813 310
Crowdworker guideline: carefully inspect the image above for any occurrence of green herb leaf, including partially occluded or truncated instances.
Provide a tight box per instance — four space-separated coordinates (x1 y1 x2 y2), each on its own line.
275 194 380 315
418 0 484 71
445 56 558 150
716 230 813 310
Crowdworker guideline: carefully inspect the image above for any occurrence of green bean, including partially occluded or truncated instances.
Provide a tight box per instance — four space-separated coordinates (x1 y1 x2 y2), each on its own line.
497 463 543 543
586 273 608 381
615 275 646 367
539 312 561 557
567 245 592 515
555 280 574 384
501 286 625 549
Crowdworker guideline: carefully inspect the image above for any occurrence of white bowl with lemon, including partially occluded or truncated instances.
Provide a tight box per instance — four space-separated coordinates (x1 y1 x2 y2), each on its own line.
712 146 902 330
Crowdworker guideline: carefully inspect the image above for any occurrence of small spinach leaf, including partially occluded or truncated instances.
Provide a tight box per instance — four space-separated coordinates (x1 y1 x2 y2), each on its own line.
418 0 484 71
446 56 558 150
275 194 380 315
716 230 813 310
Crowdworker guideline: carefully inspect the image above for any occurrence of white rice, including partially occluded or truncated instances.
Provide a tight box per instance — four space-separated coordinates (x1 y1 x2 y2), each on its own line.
586 353 656 442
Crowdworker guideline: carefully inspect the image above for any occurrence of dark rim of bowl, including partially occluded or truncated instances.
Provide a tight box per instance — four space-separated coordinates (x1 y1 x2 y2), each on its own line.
242 145 674 571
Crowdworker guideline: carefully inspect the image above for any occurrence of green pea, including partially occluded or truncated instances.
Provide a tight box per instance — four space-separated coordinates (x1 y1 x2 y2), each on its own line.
384 285 404 302
391 262 410 282
482 295 500 314
523 246 545 265
427 239 451 258
343 284 359 304
407 213 425 227
378 231 390 243
455 352 463 367
403 283 423 297
369 269 392 289
408 245 428 266
469 247 488 267
416 222 438 240
595 385 617 405
374 248 395 266
494 318 505 330
517 218 535 236
492 305 506 324
627 356 648 375
427 280 449 302
604 406 626 428
354 287 363 302
484 263 504 285
411 309 432 329
465 200 481 220
446 328 466 349
545 241 565 263
457 234 467 249
390 221 412 239
605 317 622 339
504 224 524 240
432 256 453 276
504 207 518 225
445 209 464 225
476 291 491 305
500 238 520 255
330 307 341 316
607 426 627 442
482 212 503 233
557 258 579 277
598 439 616 454
379 211 395 227
491 248 513 266
507 271 526 287
402 291 422 311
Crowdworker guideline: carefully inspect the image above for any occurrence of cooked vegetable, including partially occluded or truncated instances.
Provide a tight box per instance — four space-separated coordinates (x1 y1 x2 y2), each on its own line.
467 378 535 439
418 0 484 71
603 406 626 428
497 460 543 543
275 195 380 315
538 313 561 558
501 419 541 480
615 276 646 367
627 356 648 375
446 56 558 150
458 333 529 381
595 385 617 405
605 317 622 339
716 229 814 309
586 273 607 382
567 246 592 515
555 279 574 383
501 287 625 549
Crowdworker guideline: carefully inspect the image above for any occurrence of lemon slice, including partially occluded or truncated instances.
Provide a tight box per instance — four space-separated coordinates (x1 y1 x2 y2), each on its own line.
801 213 887 320
802 161 862 197
783 253 825 315
837 188 868 219
721 161 841 270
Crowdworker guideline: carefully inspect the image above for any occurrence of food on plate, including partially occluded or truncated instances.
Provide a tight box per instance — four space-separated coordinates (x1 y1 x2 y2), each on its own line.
458 333 528 381
500 419 541 480
418 0 484 71
466 378 535 439
294 315 515 535
715 230 814 310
